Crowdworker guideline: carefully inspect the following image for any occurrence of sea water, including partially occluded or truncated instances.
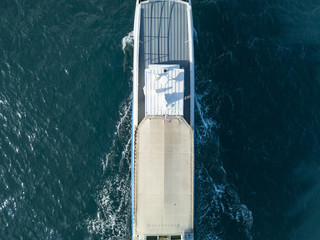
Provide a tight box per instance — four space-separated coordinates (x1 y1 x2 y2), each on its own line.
0 0 319 239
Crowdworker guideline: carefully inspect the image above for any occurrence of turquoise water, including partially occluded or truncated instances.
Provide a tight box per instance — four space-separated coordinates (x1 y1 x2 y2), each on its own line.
1 0 320 239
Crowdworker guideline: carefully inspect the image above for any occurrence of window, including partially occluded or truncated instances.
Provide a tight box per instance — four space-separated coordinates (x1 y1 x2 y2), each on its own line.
146 237 157 240
171 236 181 240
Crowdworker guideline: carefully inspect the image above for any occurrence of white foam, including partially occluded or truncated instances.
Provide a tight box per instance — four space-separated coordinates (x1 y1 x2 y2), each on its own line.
195 163 225 239
195 93 217 144
85 174 131 239
194 77 253 238
121 31 134 53
120 136 131 169
0 197 14 212
86 96 132 238
193 28 199 45
102 95 132 172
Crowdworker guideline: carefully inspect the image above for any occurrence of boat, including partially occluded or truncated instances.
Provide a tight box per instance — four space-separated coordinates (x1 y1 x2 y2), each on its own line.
131 0 194 239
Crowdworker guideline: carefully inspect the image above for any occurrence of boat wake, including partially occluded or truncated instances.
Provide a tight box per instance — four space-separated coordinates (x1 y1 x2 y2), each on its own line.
85 174 131 240
195 92 217 145
195 72 253 240
85 97 132 240
122 31 134 53
195 162 253 240
102 97 132 172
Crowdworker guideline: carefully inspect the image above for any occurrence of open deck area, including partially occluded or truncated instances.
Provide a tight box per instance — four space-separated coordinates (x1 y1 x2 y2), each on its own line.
134 116 194 236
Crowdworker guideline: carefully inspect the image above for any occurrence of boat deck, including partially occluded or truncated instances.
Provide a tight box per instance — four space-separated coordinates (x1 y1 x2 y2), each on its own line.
138 0 191 124
132 0 194 238
134 116 194 235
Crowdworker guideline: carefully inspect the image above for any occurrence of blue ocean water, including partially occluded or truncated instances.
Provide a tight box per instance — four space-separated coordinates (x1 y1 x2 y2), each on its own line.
0 0 319 239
